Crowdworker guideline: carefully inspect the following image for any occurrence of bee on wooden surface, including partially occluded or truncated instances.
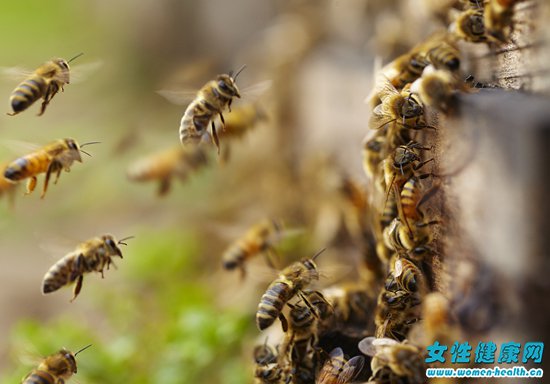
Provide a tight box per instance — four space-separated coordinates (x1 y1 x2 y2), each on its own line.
3 138 97 199
178 67 245 153
399 175 440 227
484 0 519 43
362 132 386 182
22 344 91 384
127 145 208 196
425 40 461 72
454 9 487 42
42 234 132 302
382 52 430 91
7 53 83 116
369 77 428 133
316 347 365 384
222 218 283 279
411 66 458 112
256 249 324 331
359 337 425 384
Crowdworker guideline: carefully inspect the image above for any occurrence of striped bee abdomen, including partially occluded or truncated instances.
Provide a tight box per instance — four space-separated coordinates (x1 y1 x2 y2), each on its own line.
23 370 55 384
10 76 48 113
256 280 294 330
42 255 80 294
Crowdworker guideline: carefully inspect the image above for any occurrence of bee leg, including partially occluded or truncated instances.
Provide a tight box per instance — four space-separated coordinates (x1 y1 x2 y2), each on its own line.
25 177 37 195
278 313 288 333
42 161 60 199
54 167 63 184
158 178 171 196
238 265 246 281
211 121 221 155
298 291 320 319
6 111 17 116
70 275 83 302
413 158 435 172
262 246 279 270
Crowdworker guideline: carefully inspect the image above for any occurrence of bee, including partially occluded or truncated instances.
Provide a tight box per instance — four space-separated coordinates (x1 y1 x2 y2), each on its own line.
484 0 518 43
454 9 487 42
399 175 440 227
253 339 278 365
7 53 83 116
388 257 427 294
256 249 324 331
179 66 245 153
369 77 429 133
383 216 439 254
22 344 91 384
219 102 267 140
362 132 386 182
3 138 97 199
254 363 286 384
358 337 426 384
42 234 132 302
411 66 457 112
322 283 374 333
222 218 283 279
374 287 421 340
415 292 460 347
382 52 430 90
316 347 365 384
425 40 461 72
127 145 208 196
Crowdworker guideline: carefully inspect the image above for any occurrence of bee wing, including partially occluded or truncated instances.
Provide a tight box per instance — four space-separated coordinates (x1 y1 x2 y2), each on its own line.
0 139 42 157
239 80 273 100
316 348 344 384
68 60 104 84
368 103 395 130
337 355 365 384
394 257 403 277
358 336 398 356
374 74 399 104
155 89 198 106
0 66 34 84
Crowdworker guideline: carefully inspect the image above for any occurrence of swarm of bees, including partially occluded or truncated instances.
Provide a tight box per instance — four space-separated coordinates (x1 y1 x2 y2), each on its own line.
4 0 535 382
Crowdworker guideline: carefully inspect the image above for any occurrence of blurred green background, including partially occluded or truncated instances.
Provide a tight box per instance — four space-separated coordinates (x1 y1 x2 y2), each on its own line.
0 0 373 383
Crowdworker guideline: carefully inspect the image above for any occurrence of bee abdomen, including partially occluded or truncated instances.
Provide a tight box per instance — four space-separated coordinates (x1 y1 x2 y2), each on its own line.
4 158 28 181
256 281 293 330
23 370 55 384
10 77 47 113
42 257 79 294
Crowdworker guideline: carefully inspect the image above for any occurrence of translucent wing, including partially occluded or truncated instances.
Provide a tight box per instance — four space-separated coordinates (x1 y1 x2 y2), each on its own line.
316 347 344 384
0 139 41 156
239 80 273 99
155 89 198 106
68 60 104 84
358 336 398 356
394 257 403 277
368 103 396 130
338 355 365 384
374 74 399 104
0 66 34 82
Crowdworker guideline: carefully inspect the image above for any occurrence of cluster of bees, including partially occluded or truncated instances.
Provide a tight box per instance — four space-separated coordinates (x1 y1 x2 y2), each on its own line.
3 0 531 383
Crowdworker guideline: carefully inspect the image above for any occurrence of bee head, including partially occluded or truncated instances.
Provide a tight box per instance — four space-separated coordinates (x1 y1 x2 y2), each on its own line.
401 94 423 119
64 139 83 163
52 58 71 84
103 235 123 257
216 74 241 98
48 349 77 376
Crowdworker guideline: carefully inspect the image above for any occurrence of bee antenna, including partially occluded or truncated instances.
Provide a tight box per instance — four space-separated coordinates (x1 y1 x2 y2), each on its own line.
79 149 92 157
74 344 92 356
232 65 247 81
118 235 135 246
311 248 326 261
68 52 84 64
80 141 101 148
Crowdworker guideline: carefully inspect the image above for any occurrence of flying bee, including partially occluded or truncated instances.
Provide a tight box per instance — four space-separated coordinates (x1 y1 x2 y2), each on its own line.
358 337 426 384
222 218 283 279
22 344 91 384
219 102 267 140
178 66 246 153
316 347 365 384
7 53 83 116
454 9 487 42
42 234 133 302
127 145 208 196
484 0 519 43
0 162 18 205
256 249 324 331
3 138 97 199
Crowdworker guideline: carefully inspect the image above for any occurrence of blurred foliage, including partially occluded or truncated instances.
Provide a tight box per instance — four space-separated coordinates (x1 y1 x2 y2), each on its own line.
1 230 254 384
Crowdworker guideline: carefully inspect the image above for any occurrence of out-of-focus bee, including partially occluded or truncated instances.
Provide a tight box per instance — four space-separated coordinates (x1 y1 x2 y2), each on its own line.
412 292 460 348
254 363 286 384
7 53 83 116
256 249 324 331
222 219 283 279
127 145 208 196
219 103 267 140
42 234 132 302
253 339 278 365
484 0 519 43
454 9 487 42
359 337 426 384
179 67 245 153
3 138 96 199
22 344 91 384
362 132 386 182
382 52 430 91
322 283 374 334
316 347 365 384
411 66 457 112
425 40 461 73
